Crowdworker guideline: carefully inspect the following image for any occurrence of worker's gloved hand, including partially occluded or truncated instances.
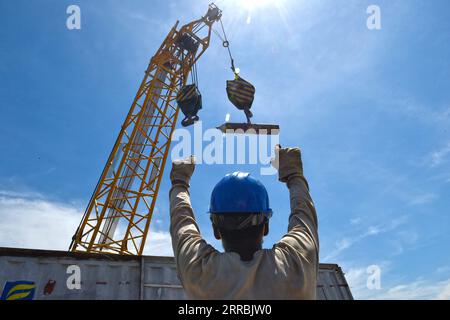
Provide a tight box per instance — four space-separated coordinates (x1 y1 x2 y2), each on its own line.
271 145 303 183
170 155 196 187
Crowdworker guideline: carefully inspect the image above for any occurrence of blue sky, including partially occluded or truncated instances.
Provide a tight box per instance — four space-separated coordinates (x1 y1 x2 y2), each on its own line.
1 0 450 299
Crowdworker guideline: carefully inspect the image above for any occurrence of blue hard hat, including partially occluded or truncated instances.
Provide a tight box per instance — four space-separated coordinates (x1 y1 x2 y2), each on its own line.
209 172 272 217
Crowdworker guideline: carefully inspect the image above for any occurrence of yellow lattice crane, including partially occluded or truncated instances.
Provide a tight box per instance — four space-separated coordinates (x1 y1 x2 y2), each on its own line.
69 4 222 255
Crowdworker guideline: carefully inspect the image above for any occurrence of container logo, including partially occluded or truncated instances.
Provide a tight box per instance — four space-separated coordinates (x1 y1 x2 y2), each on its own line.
0 281 36 300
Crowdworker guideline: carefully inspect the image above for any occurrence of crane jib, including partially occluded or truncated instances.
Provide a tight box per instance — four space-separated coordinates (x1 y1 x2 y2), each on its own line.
70 3 223 255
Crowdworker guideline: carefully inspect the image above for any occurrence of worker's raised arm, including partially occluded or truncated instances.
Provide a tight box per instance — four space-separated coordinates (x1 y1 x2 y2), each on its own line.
169 155 199 254
169 156 217 283
272 146 319 269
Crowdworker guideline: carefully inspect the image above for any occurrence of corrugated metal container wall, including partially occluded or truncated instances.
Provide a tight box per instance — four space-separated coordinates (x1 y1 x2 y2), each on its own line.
0 247 353 300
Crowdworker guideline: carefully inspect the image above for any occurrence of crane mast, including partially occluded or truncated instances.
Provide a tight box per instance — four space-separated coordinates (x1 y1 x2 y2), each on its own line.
70 4 222 255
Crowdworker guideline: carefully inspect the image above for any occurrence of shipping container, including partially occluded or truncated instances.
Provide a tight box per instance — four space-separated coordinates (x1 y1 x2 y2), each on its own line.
0 247 353 300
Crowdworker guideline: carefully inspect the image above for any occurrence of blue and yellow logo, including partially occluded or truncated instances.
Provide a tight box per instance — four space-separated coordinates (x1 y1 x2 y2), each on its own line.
1 281 36 300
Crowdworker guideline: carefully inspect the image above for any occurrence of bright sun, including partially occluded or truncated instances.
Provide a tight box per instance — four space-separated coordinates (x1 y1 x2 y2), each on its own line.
218 0 290 28
239 0 282 11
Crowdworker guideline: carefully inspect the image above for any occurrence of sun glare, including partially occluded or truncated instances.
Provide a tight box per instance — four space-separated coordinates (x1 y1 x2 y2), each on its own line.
216 0 291 32
239 0 282 11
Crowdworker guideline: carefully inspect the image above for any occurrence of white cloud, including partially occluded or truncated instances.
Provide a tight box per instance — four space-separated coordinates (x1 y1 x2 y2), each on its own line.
436 266 450 274
375 97 450 129
345 266 368 297
334 159 439 209
344 264 450 300
0 191 81 250
384 229 419 256
376 279 450 300
324 216 408 261
430 142 450 167
408 193 438 206
0 189 173 256
436 282 450 300
336 238 351 251
143 230 174 257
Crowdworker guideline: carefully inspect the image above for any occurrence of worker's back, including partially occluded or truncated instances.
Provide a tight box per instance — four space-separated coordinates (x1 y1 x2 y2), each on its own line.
176 243 317 300
169 175 318 300
169 147 319 299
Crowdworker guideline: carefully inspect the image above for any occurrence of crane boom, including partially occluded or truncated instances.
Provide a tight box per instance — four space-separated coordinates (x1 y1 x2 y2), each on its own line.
70 4 222 255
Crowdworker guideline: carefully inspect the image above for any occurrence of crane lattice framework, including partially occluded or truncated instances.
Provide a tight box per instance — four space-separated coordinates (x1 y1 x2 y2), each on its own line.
69 4 222 255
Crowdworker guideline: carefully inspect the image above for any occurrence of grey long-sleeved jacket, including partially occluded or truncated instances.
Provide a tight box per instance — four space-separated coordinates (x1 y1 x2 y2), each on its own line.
169 175 319 299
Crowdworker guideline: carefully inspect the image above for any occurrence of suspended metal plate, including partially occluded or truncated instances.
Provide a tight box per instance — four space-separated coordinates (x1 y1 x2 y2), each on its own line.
216 122 280 135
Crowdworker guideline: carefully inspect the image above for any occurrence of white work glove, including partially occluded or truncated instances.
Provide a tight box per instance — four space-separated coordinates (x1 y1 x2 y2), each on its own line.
271 145 303 183
170 155 196 187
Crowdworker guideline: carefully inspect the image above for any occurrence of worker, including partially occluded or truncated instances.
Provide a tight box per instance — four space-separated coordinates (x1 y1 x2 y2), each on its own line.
169 145 319 299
